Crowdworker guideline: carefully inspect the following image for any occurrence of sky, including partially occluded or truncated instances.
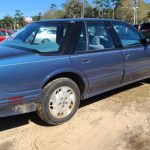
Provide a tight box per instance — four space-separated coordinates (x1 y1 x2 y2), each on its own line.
0 0 149 19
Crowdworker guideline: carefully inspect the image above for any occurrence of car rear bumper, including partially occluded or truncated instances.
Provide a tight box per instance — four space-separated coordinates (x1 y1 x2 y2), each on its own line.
0 102 36 118
0 94 39 117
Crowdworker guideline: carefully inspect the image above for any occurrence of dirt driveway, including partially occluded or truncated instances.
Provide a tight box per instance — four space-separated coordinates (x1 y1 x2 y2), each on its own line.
1 82 150 150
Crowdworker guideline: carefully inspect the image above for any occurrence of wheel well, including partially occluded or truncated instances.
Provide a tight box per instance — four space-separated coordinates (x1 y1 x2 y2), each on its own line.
42 72 86 98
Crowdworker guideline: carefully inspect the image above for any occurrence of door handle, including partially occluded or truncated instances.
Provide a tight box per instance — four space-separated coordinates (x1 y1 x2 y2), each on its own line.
82 58 91 63
124 53 130 59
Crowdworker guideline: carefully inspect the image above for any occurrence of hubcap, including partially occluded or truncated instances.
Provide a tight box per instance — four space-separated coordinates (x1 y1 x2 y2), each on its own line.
49 86 76 119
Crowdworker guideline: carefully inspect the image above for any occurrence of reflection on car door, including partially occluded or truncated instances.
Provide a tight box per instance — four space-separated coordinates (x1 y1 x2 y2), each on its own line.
70 21 124 97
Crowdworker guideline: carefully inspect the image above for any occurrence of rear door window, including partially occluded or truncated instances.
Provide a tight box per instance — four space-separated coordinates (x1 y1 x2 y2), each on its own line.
87 22 115 51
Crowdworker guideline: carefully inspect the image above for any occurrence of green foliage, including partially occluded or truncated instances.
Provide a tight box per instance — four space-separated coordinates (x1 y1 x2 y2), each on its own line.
0 15 14 29
55 10 65 18
32 13 42 21
115 0 150 23
41 10 65 19
38 0 150 22
14 10 25 28
84 6 97 18
41 3 65 19
0 10 42 30
50 4 57 11
63 0 82 18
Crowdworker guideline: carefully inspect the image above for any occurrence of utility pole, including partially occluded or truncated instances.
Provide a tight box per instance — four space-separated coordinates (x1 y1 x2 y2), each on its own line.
113 8 115 19
81 0 85 18
112 1 116 19
83 0 85 18
95 0 103 18
133 0 139 24
135 6 139 24
133 7 136 24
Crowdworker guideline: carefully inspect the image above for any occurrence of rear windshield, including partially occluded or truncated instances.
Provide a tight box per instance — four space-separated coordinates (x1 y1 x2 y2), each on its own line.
1 22 74 53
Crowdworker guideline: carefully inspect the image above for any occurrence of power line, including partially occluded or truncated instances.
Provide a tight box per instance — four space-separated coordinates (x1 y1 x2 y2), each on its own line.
0 7 49 12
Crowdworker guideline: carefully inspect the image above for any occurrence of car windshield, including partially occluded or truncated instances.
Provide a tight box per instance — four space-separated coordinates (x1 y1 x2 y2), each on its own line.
1 22 73 53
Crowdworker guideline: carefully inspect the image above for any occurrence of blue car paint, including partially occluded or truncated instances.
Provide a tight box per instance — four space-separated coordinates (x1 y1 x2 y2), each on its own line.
0 18 150 118
0 46 88 109
70 49 124 94
122 45 150 82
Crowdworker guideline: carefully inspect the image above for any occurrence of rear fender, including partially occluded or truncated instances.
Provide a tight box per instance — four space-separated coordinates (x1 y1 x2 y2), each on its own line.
41 68 89 99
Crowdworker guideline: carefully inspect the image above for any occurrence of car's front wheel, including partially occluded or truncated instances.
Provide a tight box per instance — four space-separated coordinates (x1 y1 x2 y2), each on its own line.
36 78 80 125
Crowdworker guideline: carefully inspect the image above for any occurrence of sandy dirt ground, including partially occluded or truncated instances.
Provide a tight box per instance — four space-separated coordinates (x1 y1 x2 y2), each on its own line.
1 81 150 150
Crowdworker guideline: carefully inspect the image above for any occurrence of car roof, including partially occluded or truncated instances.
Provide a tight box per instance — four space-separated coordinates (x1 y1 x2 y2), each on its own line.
35 18 120 23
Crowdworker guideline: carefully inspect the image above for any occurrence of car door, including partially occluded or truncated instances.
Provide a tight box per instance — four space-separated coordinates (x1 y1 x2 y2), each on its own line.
70 21 124 96
111 21 150 83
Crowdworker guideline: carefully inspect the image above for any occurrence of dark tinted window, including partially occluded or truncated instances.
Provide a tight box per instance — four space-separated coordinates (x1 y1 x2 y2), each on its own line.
112 22 142 47
87 23 115 51
140 23 150 30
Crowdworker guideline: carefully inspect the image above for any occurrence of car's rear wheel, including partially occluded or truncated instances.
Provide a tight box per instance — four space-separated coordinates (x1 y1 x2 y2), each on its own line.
36 78 80 125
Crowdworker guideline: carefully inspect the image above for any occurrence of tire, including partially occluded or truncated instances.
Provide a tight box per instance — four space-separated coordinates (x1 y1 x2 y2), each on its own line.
36 77 80 125
143 78 150 83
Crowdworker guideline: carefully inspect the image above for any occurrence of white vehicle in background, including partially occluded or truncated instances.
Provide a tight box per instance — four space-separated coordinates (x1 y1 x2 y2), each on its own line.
34 27 56 44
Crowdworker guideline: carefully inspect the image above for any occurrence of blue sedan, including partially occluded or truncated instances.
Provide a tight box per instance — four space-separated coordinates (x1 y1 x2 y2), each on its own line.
0 18 149 125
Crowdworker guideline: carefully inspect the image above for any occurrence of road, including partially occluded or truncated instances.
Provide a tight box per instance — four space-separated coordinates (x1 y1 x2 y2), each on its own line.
0 81 150 150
